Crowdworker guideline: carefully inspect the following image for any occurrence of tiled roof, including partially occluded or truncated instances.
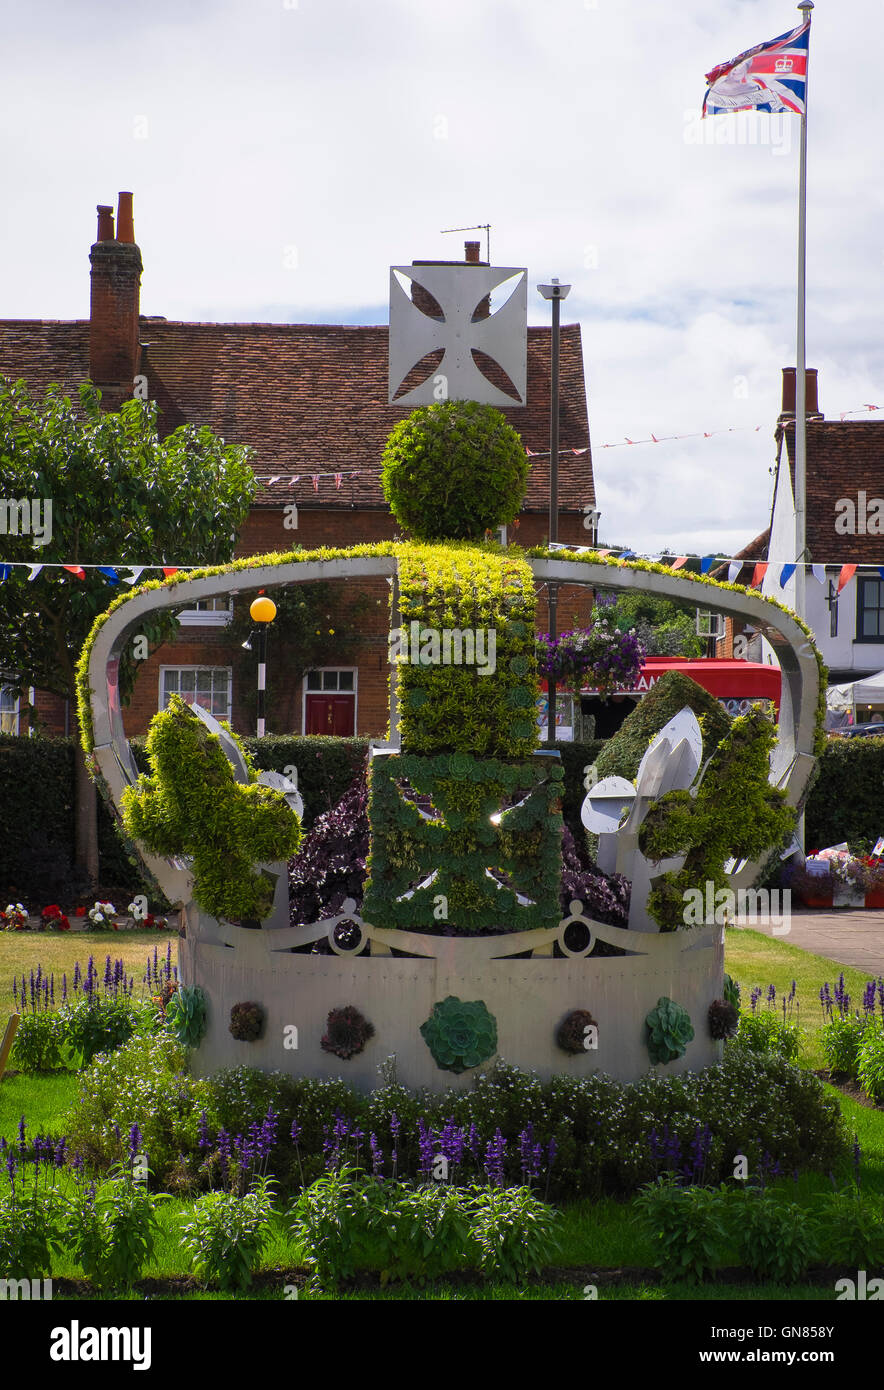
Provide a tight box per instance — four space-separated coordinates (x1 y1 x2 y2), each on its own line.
0 319 594 513
778 420 884 564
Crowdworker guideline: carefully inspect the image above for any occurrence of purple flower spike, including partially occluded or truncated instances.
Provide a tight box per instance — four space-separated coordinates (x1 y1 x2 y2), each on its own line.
290 1118 302 1146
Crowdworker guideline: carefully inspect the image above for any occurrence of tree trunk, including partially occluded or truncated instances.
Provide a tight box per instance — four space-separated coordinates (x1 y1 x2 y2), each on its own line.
74 731 99 889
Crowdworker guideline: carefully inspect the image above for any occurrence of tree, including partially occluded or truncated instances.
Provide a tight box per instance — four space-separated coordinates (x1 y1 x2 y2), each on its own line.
0 379 256 887
601 592 705 658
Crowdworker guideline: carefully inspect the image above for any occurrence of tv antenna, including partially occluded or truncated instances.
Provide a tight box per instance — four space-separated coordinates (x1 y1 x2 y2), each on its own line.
440 222 491 263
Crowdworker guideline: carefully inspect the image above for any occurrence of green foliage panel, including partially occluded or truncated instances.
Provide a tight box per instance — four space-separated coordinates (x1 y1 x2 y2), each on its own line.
362 751 564 933
395 543 538 758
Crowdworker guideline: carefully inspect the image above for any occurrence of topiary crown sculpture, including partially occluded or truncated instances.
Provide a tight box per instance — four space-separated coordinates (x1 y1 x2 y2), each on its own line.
121 694 302 923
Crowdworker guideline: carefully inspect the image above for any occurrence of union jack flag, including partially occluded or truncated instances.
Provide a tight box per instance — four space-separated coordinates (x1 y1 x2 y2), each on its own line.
703 19 810 117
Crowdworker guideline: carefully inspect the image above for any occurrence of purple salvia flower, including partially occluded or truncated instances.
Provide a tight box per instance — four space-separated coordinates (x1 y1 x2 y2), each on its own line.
50 974 54 1005
467 1123 482 1163
198 1112 210 1151
417 1119 436 1179
54 1137 67 1168
146 958 152 989
439 1117 465 1168
6 1147 16 1191
390 1111 401 1144
483 1128 507 1187
128 1123 142 1165
18 1116 26 1154
369 1132 384 1178
290 1118 302 1146
767 983 776 1006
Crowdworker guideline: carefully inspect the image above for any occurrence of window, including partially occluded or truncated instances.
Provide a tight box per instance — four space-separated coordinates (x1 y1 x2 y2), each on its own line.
0 684 19 735
305 669 354 692
176 597 234 627
696 609 724 639
160 667 232 719
856 578 884 642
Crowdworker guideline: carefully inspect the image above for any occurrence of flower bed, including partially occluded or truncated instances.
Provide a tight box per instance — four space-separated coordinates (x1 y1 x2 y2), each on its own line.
0 900 170 932
783 846 884 910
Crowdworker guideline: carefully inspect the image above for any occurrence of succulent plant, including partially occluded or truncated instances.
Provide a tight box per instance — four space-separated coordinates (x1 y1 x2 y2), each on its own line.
555 1008 598 1055
722 973 740 1010
229 1001 265 1042
644 996 694 1065
320 1005 375 1060
708 998 739 1040
420 995 498 1073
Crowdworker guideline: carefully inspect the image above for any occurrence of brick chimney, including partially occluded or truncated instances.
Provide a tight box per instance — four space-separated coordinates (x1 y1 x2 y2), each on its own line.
89 192 143 410
779 367 822 420
410 240 491 321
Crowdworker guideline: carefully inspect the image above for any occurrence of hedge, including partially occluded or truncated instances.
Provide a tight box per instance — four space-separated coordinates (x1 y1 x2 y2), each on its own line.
4 731 874 906
805 736 884 851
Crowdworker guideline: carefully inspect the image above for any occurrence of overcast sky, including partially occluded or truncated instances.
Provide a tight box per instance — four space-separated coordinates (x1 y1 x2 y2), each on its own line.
2 0 881 556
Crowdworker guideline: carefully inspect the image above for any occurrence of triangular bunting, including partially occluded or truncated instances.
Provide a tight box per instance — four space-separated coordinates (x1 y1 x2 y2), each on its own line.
750 562 768 589
727 561 741 583
97 567 120 584
63 565 86 580
0 564 12 581
837 564 857 594
811 564 827 585
123 567 146 585
27 564 43 582
778 563 797 587
700 555 716 574
162 567 179 577
670 557 688 570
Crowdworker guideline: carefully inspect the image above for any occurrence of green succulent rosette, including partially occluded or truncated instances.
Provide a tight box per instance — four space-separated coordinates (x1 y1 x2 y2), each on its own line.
644 996 694 1065
420 995 498 1073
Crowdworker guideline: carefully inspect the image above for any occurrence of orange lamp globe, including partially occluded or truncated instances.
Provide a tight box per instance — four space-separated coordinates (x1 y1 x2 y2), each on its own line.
250 597 277 624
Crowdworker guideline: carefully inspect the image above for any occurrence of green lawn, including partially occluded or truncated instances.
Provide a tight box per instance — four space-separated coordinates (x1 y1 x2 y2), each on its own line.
1 929 178 1000
725 926 880 1068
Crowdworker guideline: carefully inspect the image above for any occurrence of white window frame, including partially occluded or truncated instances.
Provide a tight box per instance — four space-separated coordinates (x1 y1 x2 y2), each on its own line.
696 608 725 639
176 597 234 627
301 667 358 734
159 665 233 721
0 683 20 736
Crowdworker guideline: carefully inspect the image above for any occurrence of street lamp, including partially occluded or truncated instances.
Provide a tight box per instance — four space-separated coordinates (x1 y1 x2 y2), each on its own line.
249 596 277 737
537 276 571 744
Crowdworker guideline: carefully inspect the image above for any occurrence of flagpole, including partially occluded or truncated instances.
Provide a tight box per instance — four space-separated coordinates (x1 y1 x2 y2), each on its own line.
794 0 813 624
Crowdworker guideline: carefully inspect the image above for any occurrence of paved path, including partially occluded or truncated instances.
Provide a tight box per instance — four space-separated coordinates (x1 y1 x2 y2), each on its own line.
735 909 884 975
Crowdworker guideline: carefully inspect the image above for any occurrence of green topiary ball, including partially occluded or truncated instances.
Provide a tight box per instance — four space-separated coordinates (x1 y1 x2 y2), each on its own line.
381 400 529 540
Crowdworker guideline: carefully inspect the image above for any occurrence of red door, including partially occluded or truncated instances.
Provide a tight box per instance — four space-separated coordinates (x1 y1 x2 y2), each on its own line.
305 694 355 735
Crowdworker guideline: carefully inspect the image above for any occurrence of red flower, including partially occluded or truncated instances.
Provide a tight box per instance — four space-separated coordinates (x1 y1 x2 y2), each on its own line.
42 904 62 919
57 918 71 932
74 907 87 916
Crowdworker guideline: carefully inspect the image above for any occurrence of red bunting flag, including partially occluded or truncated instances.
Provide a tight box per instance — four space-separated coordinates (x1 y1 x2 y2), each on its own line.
63 565 86 580
162 567 178 577
837 563 857 593
750 562 769 589
670 557 688 570
334 473 343 489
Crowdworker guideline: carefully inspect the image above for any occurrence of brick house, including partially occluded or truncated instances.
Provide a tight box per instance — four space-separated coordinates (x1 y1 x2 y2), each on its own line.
717 368 884 691
0 193 597 741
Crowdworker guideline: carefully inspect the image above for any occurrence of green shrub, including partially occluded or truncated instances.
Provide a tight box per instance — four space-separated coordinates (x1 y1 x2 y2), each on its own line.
593 670 731 784
63 1030 217 1185
466 1184 561 1280
857 1023 884 1103
816 1191 884 1267
734 1190 817 1283
64 1172 168 1291
63 996 140 1065
380 401 528 541
732 1010 801 1063
10 1012 67 1071
0 1189 64 1278
821 1015 871 1079
633 1176 733 1281
180 1175 276 1291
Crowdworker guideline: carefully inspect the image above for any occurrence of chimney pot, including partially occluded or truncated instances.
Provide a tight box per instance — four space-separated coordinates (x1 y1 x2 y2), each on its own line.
116 191 135 244
465 240 481 263
780 367 820 419
96 205 115 242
